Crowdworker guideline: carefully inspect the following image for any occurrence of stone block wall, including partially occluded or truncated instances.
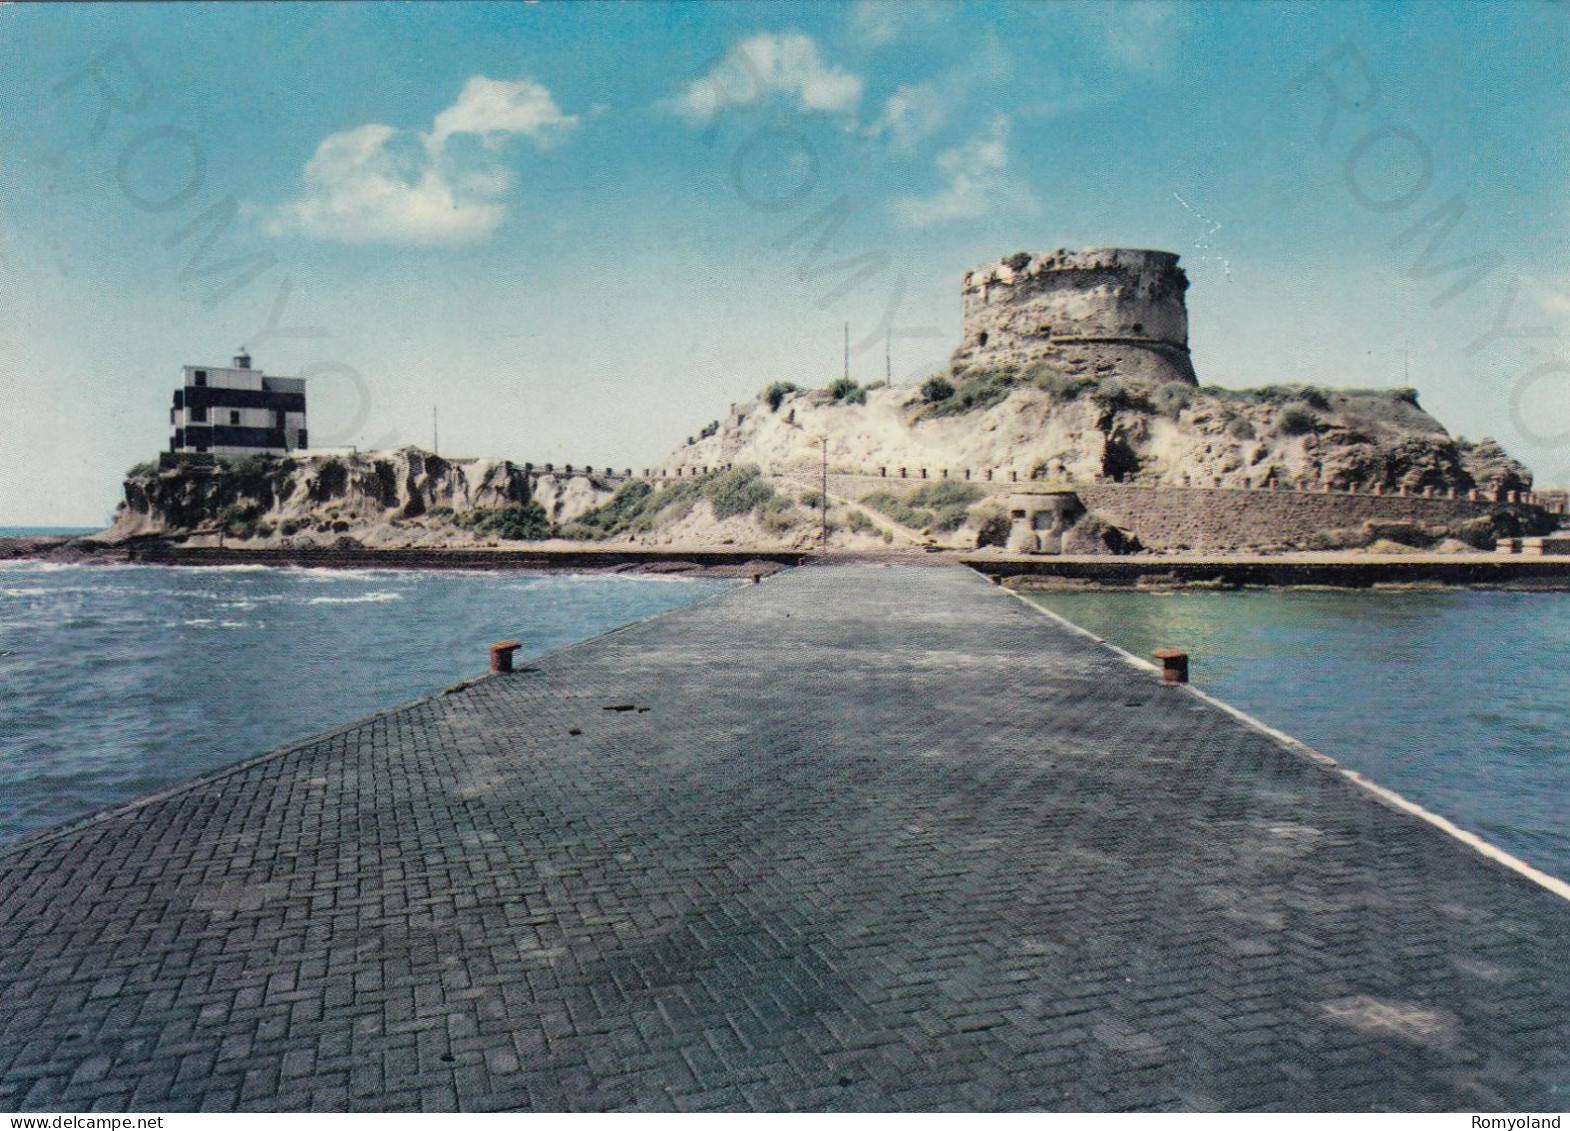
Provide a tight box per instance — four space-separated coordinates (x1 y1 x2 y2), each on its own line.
777 469 1547 552
1074 484 1524 552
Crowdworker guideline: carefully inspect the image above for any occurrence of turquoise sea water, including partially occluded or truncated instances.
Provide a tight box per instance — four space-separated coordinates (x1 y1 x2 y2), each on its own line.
0 527 99 538
0 563 730 843
1026 589 1570 883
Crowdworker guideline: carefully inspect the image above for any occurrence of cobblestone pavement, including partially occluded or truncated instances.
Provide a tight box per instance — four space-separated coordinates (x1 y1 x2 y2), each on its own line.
2 563 1568 1112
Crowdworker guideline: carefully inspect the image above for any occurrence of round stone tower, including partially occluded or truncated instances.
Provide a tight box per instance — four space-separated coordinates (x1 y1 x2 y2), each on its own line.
953 248 1197 385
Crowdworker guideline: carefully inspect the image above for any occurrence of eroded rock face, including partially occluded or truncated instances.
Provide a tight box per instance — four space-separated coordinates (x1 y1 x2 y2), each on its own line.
953 248 1197 385
104 447 616 544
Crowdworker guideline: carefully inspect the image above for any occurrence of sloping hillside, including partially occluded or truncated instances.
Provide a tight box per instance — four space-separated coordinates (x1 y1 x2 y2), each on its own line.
670 368 1529 497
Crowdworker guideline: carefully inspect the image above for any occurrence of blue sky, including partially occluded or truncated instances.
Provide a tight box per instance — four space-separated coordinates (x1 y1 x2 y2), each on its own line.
1 0 1567 525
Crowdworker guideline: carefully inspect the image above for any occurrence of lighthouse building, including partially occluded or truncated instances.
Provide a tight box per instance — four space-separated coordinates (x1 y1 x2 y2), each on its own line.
168 351 307 459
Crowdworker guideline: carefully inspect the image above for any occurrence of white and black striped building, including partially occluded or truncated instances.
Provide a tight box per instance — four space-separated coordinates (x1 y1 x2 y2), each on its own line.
169 351 307 459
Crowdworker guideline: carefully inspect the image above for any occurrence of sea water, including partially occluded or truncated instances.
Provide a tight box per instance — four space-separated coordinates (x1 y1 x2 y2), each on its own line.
0 563 730 843
1026 588 1570 884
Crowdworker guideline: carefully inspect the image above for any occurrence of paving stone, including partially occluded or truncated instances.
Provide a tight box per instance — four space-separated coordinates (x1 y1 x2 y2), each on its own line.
1 563 1568 1111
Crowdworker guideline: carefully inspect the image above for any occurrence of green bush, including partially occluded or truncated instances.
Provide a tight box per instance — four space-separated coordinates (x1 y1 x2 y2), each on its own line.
920 375 955 403
706 465 775 518
800 490 825 509
761 381 799 412
1279 404 1321 435
826 377 867 405
917 370 1014 418
560 481 655 540
456 501 553 541
842 509 875 534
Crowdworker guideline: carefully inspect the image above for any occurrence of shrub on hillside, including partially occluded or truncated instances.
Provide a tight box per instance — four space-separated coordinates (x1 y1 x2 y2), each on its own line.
826 377 867 405
705 465 776 519
456 502 552 541
761 381 799 412
862 482 983 534
920 375 955 403
1279 404 1321 435
917 370 1013 418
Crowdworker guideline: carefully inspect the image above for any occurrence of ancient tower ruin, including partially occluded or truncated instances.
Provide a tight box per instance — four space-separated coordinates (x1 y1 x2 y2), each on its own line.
953 248 1197 386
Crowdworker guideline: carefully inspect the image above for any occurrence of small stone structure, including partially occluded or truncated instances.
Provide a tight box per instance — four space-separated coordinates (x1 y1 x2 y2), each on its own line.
1005 490 1084 554
953 248 1197 385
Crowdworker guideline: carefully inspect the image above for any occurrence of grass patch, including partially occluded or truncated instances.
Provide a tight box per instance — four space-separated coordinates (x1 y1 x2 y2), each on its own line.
916 370 1014 418
560 466 782 540
861 481 984 533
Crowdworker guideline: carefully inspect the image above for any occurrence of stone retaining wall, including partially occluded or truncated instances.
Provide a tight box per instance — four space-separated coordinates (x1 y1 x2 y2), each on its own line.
768 470 1549 552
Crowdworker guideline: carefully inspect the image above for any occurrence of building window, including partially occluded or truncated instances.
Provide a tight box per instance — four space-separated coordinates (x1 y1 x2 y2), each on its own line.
194 370 207 386
229 410 240 425
191 405 207 422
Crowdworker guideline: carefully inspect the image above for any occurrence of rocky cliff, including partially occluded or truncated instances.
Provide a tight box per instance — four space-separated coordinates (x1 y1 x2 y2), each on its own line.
106 448 616 547
672 375 1529 498
103 448 882 551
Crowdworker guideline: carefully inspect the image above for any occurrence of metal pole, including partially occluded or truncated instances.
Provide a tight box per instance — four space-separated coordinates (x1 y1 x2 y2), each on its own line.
843 322 849 382
433 406 439 456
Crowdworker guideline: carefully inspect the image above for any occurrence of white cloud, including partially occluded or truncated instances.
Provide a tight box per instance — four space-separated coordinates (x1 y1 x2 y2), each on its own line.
891 116 1038 229
865 82 946 148
428 76 577 152
848 1 947 47
265 76 576 246
671 32 862 124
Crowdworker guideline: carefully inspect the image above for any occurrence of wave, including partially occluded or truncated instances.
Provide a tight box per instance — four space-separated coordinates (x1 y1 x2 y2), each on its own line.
305 591 403 605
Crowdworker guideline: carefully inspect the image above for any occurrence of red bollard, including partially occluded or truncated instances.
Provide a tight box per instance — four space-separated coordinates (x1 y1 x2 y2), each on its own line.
490 640 522 673
1154 649 1189 684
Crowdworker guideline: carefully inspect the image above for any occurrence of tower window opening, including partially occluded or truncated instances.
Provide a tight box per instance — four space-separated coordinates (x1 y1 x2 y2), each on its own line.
977 330 989 347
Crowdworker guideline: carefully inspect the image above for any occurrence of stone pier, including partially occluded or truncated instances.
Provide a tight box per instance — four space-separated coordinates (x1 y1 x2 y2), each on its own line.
1 563 1568 1111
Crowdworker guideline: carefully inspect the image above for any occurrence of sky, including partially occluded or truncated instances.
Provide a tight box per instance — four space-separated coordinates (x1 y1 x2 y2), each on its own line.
1 0 1567 525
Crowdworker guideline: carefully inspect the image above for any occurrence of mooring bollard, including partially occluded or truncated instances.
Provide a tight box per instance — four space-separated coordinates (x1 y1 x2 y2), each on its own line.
490 640 522 673
1153 649 1189 684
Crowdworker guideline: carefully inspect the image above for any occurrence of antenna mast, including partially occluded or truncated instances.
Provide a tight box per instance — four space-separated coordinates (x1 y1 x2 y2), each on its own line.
843 322 849 382
433 406 439 456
